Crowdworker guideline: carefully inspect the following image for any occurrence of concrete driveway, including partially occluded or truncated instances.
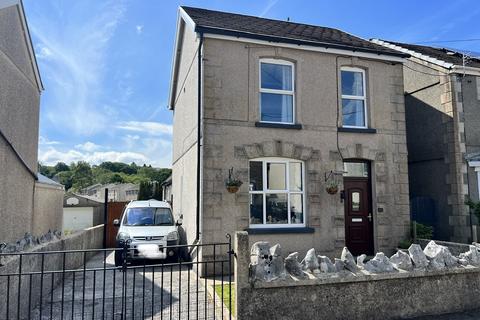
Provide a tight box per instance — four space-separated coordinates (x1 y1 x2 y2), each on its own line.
31 251 224 319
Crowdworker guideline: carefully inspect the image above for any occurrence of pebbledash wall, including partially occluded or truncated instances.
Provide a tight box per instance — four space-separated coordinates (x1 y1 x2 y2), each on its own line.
0 225 104 319
198 34 411 259
234 232 480 320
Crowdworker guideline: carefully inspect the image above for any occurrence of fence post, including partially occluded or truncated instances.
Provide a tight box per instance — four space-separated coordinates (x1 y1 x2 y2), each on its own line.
235 231 250 320
103 188 108 248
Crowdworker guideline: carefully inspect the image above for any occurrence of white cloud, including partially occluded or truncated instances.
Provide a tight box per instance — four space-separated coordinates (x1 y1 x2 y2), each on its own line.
39 136 61 145
116 121 172 135
75 141 102 152
260 0 279 17
39 135 172 168
28 0 126 136
39 146 148 166
35 44 53 60
136 25 144 34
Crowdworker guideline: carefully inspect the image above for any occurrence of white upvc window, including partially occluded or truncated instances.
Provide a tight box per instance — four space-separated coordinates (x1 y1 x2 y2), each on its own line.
249 157 305 228
341 67 367 128
469 160 480 199
259 59 295 124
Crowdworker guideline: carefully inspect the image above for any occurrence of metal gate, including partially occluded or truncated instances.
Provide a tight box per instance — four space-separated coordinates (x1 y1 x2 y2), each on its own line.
0 237 233 320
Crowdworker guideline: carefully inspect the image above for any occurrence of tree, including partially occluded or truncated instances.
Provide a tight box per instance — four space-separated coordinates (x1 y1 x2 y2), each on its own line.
152 181 162 201
110 173 125 183
54 162 70 173
137 181 153 200
55 170 74 190
38 163 55 178
137 167 171 183
70 161 93 191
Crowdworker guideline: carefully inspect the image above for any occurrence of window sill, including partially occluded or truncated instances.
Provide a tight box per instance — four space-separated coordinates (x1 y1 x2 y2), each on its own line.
338 127 377 134
245 227 315 234
255 122 302 130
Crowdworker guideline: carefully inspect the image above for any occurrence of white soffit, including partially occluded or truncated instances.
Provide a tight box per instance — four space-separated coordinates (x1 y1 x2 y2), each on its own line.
371 39 454 69
371 39 480 76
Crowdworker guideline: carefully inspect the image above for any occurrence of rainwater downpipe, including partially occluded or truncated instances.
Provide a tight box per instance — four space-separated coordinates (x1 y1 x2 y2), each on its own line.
195 32 204 241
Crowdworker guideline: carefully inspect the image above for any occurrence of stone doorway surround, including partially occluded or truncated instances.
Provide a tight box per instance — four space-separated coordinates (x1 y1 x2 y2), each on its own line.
232 140 408 255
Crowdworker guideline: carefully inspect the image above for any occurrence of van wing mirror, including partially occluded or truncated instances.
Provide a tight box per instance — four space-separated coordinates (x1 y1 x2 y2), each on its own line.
113 219 120 227
176 218 183 226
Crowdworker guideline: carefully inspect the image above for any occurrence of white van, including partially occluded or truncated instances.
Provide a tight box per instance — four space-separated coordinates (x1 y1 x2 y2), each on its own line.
113 200 182 266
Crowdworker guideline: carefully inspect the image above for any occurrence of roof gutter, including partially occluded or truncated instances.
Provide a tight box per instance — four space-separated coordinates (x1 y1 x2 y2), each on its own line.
450 65 480 77
196 26 409 59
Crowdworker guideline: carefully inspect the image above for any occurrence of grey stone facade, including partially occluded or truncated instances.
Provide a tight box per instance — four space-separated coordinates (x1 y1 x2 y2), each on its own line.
171 10 411 262
372 40 480 243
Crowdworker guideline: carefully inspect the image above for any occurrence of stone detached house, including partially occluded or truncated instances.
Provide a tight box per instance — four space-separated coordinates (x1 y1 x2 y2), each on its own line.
169 6 412 259
0 0 64 244
372 40 480 243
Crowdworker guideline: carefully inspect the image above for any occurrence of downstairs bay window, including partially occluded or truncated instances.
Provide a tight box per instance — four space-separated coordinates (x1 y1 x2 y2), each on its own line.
249 158 305 227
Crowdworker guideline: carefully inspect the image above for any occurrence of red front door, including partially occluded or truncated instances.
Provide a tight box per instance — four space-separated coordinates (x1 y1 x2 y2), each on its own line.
344 178 373 255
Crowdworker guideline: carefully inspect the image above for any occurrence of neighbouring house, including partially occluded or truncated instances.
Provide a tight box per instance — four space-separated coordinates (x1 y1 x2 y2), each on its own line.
0 0 64 244
63 193 104 232
169 6 411 261
161 175 172 203
372 40 480 243
81 183 140 202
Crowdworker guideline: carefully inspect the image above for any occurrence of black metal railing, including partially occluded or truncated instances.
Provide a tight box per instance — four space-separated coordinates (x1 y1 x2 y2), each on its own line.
0 236 233 320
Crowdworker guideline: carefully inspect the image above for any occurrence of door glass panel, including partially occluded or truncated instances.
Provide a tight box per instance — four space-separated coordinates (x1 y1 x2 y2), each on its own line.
352 192 360 211
290 194 303 224
289 162 302 191
265 193 288 224
250 194 264 224
343 162 369 177
267 163 286 190
249 161 263 191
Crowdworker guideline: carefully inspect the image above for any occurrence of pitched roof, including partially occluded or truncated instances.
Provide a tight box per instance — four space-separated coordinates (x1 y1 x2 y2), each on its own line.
64 192 104 207
372 39 480 69
37 173 64 187
181 6 407 58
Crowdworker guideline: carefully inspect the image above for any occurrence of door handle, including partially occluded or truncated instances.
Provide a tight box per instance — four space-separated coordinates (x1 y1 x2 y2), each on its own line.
367 213 372 222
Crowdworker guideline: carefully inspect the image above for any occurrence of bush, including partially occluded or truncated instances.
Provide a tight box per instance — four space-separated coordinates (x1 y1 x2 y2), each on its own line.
398 239 412 249
466 198 480 221
415 222 433 239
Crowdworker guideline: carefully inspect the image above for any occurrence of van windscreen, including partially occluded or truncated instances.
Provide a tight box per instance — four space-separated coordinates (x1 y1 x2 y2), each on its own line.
123 207 174 226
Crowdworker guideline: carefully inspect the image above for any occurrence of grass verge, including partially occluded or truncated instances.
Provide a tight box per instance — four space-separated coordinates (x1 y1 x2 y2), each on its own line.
214 283 235 316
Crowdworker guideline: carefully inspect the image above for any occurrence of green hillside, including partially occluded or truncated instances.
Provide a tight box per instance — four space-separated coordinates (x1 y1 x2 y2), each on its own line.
38 161 171 192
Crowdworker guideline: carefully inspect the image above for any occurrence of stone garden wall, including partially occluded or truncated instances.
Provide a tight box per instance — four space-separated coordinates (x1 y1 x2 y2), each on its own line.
235 231 480 320
0 225 104 319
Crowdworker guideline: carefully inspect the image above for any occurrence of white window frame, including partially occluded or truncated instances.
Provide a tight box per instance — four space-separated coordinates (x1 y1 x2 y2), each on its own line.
469 161 480 199
249 157 306 228
259 59 295 124
341 66 368 129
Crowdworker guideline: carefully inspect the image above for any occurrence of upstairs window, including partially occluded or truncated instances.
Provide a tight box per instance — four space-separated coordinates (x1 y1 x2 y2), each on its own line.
249 158 305 227
260 59 295 124
341 67 367 128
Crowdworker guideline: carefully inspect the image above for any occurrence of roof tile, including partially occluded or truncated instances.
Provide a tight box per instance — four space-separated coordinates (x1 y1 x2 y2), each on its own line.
181 6 407 58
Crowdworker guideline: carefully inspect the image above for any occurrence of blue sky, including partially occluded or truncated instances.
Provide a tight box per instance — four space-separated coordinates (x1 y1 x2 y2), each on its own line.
23 0 480 168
